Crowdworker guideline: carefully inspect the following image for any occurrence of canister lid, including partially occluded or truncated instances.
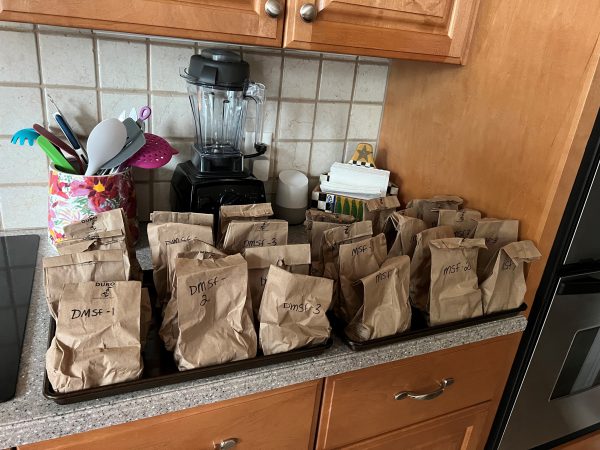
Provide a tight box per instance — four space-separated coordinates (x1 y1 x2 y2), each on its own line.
181 49 249 89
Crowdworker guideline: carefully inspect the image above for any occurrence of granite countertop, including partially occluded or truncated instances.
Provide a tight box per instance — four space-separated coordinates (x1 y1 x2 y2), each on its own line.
0 227 527 447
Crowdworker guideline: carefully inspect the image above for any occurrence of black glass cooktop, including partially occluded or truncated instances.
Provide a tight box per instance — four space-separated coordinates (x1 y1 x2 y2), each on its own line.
0 234 39 403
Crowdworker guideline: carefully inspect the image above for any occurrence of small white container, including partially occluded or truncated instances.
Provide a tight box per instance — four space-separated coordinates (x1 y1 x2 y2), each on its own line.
275 170 308 224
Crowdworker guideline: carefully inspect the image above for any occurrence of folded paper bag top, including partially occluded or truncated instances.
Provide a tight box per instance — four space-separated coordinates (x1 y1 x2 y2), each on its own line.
222 219 288 254
407 195 464 228
45 281 144 393
174 254 257 370
481 240 541 314
437 208 482 239
428 237 487 326
384 212 427 259
258 265 333 356
473 218 519 280
218 203 274 242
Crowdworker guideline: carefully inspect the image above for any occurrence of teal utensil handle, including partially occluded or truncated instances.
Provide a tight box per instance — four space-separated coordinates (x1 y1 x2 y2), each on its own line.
37 136 76 174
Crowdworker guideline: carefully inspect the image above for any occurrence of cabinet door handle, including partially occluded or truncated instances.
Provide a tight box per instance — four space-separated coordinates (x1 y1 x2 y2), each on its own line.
299 3 317 22
264 0 282 18
214 438 239 449
394 378 454 401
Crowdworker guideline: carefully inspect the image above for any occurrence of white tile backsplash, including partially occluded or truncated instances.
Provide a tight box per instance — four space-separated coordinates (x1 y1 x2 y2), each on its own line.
0 22 389 230
0 86 43 135
0 30 39 83
98 39 148 89
38 33 95 87
281 57 320 99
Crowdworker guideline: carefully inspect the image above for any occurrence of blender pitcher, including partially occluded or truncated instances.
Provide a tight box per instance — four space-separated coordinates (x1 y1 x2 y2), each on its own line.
181 49 267 175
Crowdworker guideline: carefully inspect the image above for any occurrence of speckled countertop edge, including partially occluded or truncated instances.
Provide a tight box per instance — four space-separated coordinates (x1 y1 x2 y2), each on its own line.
0 228 527 447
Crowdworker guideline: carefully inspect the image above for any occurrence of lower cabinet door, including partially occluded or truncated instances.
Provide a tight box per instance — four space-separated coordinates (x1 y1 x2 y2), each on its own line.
341 402 491 450
20 380 322 450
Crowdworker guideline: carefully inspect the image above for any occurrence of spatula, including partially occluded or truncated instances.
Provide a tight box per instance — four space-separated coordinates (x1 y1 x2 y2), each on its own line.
37 136 77 174
99 118 145 170
85 118 127 176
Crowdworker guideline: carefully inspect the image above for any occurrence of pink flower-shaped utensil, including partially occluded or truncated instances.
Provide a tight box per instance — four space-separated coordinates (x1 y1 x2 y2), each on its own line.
124 133 178 169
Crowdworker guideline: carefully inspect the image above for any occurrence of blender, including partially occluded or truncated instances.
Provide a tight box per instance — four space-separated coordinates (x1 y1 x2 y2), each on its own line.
170 49 267 218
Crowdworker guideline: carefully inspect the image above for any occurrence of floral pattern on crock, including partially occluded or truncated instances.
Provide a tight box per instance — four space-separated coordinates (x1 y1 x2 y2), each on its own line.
48 168 139 245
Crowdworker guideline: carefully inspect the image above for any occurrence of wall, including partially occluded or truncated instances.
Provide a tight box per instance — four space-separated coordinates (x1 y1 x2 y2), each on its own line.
0 21 390 229
377 0 600 308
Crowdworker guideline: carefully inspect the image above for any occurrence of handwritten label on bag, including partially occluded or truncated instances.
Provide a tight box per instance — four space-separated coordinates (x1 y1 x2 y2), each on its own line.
443 261 472 275
280 302 323 315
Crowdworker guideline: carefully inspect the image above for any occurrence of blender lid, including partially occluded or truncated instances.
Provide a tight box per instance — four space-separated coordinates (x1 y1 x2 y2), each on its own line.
181 49 249 89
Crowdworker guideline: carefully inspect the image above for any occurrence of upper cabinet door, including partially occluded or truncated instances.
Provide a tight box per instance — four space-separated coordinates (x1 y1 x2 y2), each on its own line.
0 0 284 46
283 0 480 63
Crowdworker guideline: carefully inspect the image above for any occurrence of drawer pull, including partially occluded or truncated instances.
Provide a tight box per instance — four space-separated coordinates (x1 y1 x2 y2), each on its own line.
214 438 239 449
394 378 454 401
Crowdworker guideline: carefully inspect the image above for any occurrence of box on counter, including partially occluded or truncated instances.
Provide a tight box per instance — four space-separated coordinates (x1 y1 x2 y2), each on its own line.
311 183 400 220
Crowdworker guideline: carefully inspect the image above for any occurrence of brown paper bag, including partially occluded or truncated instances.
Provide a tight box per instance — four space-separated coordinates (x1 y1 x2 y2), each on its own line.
481 240 541 314
336 233 388 323
409 226 454 311
428 238 487 326
438 209 482 238
219 203 274 242
148 222 215 304
140 287 152 347
150 211 214 226
383 212 428 258
397 207 419 218
174 254 257 370
322 221 373 301
159 250 225 352
473 218 519 280
408 195 464 228
43 249 131 319
45 281 143 393
364 196 401 235
222 219 288 254
243 244 311 317
304 209 355 276
258 265 332 355
345 255 411 342
63 208 131 244
165 240 225 307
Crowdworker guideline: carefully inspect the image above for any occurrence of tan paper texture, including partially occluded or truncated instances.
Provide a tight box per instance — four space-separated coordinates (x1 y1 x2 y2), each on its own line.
408 195 464 228
409 226 455 311
222 219 288 254
258 265 332 355
243 244 311 317
322 221 373 304
174 254 257 370
159 250 225 352
481 240 541 314
437 209 482 238
364 195 401 235
336 233 387 323
219 203 274 241
473 218 519 280
384 212 428 258
148 222 215 304
150 211 214 226
46 281 143 393
428 238 487 326
345 255 411 341
43 249 131 319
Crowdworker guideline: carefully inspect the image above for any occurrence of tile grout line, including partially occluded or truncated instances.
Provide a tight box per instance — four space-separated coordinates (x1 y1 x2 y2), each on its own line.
271 49 286 179
146 38 155 215
92 34 102 123
306 54 324 177
342 58 361 163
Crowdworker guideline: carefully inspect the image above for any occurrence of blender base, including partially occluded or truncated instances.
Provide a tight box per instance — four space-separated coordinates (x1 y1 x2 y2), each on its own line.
170 161 266 225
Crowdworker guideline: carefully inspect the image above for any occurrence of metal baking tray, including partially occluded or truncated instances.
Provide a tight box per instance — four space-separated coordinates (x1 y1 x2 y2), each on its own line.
43 271 333 405
331 303 527 351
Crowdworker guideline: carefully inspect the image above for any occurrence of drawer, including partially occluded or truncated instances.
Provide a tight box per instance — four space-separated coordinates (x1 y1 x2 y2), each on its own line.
316 333 520 449
22 380 322 450
342 402 491 450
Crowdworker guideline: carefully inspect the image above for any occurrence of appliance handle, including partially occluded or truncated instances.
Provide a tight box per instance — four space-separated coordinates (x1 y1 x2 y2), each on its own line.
244 83 267 159
558 277 600 295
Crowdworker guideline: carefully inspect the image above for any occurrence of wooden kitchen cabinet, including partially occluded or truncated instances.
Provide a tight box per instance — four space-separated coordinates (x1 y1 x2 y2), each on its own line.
0 0 284 47
341 402 491 450
283 0 481 64
315 333 521 449
20 380 322 450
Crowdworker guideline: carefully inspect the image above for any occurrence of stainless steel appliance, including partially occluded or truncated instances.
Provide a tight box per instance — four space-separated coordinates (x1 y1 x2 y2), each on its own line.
491 109 600 449
170 49 267 219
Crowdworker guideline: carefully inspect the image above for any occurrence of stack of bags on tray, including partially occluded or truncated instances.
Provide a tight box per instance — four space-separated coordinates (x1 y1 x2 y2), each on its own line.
153 203 332 372
43 209 150 393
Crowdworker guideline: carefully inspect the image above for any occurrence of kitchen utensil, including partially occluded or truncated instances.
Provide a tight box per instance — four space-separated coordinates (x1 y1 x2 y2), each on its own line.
46 94 88 163
11 128 38 146
123 133 178 169
136 105 151 130
33 124 85 174
37 136 77 174
84 118 128 176
118 110 127 121
100 118 146 170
